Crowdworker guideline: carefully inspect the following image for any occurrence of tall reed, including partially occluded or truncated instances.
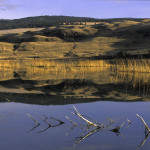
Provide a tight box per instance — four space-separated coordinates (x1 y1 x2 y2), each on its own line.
111 59 150 73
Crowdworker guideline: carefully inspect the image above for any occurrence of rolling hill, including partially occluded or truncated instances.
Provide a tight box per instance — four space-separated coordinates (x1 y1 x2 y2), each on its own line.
0 16 150 59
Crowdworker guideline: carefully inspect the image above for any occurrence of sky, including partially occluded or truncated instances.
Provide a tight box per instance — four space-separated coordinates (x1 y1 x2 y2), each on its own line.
0 0 150 19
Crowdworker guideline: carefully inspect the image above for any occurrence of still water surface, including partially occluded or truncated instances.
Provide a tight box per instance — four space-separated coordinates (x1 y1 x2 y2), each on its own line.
0 101 150 150
0 59 150 150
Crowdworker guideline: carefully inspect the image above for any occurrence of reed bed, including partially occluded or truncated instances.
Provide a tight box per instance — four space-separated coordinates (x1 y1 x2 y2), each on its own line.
0 59 111 81
0 58 150 95
111 59 150 73
0 59 110 70
1 58 150 74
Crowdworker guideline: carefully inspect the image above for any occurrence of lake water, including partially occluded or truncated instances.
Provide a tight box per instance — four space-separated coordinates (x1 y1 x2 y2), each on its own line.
0 101 150 150
0 59 150 150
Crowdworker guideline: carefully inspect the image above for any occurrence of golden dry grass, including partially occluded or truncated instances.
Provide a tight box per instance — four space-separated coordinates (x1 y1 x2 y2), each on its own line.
0 42 14 51
113 20 140 29
0 20 150 59
0 59 110 69
111 59 150 73
0 59 110 81
0 28 44 36
74 37 123 56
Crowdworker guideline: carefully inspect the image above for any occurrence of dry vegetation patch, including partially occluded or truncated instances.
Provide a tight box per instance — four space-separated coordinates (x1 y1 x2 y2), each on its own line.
0 20 150 59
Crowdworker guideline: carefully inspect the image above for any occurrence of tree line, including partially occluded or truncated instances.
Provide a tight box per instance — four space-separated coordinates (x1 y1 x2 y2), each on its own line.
0 15 144 30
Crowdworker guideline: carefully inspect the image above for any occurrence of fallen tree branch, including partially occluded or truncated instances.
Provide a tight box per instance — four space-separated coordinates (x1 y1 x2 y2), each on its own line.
82 114 103 127
73 106 100 128
136 132 150 150
27 124 40 133
50 117 65 125
38 126 51 133
75 127 101 146
136 114 150 132
127 119 132 127
40 116 51 127
127 119 132 124
27 114 40 125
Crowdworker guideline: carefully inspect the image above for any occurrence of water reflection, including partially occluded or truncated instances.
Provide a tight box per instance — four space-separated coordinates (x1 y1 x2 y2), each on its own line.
0 102 150 150
0 59 150 150
0 59 149 104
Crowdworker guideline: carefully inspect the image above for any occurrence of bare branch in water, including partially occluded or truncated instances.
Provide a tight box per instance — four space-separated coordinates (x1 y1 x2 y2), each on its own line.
136 132 150 150
105 117 115 128
66 116 77 126
82 114 103 127
106 117 115 123
127 119 132 127
27 124 40 133
27 114 40 125
38 126 51 133
40 116 51 127
110 122 125 136
66 125 77 136
66 116 77 136
75 127 102 146
50 117 65 125
38 116 64 133
43 115 48 120
127 119 132 124
5 98 10 102
136 114 150 132
73 106 101 128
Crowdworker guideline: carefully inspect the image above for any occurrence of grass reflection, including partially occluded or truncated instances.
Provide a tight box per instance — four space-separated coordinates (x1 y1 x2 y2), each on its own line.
0 59 150 100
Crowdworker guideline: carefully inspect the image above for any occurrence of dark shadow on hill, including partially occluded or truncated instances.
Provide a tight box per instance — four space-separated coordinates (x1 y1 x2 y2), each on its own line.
1 22 150 58
0 24 112 45
106 23 150 56
0 25 99 44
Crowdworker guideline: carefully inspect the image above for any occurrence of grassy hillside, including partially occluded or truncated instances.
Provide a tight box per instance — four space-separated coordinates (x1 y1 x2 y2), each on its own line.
0 17 150 59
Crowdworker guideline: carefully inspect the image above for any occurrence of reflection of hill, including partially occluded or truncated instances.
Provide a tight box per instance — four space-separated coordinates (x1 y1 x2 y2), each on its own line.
0 80 143 105
0 77 148 104
0 59 149 104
